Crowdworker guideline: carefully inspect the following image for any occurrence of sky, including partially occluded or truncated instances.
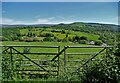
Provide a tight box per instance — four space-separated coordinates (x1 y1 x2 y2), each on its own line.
2 0 120 2
2 2 118 25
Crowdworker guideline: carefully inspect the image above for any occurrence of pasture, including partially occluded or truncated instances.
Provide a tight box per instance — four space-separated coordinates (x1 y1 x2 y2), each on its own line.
1 23 119 82
1 41 109 81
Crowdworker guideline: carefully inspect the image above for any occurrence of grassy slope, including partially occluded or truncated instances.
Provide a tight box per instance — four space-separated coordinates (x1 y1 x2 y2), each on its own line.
2 41 104 58
2 27 103 80
20 28 100 41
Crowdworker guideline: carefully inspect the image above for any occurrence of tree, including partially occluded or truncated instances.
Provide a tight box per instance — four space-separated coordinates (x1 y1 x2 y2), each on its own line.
73 35 80 42
61 30 65 34
80 36 88 40
79 40 88 44
43 37 54 42
27 32 32 37
94 40 102 45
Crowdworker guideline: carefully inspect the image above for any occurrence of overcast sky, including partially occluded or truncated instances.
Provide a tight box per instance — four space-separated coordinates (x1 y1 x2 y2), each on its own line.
2 2 118 25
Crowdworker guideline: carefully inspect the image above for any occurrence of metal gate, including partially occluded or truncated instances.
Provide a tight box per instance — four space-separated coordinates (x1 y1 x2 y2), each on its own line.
1 45 112 80
2 45 60 79
51 46 112 73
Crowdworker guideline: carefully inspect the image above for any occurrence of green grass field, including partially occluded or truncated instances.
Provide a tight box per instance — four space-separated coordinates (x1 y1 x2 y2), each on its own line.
1 41 107 81
20 28 100 41
2 41 105 65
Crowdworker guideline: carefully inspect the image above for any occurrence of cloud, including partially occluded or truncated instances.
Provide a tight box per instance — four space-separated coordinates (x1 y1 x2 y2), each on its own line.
0 19 2 24
2 17 57 25
35 19 49 23
2 18 26 25
48 17 55 20
2 16 65 25
2 17 118 25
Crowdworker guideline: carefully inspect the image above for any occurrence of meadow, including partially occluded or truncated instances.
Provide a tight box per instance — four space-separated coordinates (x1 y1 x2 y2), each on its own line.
1 41 106 81
1 22 119 82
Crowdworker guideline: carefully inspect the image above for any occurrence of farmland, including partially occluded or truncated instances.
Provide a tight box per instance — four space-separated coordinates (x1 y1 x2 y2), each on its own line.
1 22 120 82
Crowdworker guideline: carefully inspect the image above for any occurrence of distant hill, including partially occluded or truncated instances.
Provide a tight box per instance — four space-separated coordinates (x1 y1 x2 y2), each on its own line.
1 22 119 31
2 24 55 28
69 22 119 31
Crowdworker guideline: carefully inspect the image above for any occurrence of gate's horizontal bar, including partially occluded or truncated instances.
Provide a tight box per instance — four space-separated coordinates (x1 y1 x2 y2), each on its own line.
65 71 83 73
67 59 104 62
16 70 58 72
0 45 59 48
65 46 112 48
7 52 57 55
67 60 87 62
66 52 105 55
65 66 80 68
21 64 58 67
17 73 58 76
15 59 58 62
0 45 112 48
21 64 49 67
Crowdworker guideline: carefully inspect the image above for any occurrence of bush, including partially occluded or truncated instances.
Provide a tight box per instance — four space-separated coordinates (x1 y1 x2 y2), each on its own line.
25 38 33 42
68 37 73 42
80 36 88 40
94 40 102 45
43 37 54 42
2 53 23 80
79 40 88 44
72 35 80 42
58 48 120 82
62 38 69 42
33 38 40 42
61 30 66 34
80 53 120 83
2 37 10 41
40 33 54 37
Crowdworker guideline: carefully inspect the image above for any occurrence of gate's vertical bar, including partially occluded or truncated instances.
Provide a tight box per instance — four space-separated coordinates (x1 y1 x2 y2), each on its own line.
104 47 108 65
57 46 60 81
0 2 2 82
106 47 109 60
10 46 13 80
64 46 66 72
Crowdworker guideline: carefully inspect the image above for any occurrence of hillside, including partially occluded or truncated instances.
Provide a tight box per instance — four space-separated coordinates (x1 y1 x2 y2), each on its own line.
2 22 119 46
2 22 119 31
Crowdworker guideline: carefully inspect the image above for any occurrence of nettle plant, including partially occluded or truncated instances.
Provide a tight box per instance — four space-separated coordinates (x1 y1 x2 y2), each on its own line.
2 54 12 80
114 43 120 56
80 51 120 83
2 53 23 80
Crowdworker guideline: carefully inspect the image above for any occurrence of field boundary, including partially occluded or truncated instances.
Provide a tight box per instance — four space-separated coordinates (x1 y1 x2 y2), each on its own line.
1 45 112 80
